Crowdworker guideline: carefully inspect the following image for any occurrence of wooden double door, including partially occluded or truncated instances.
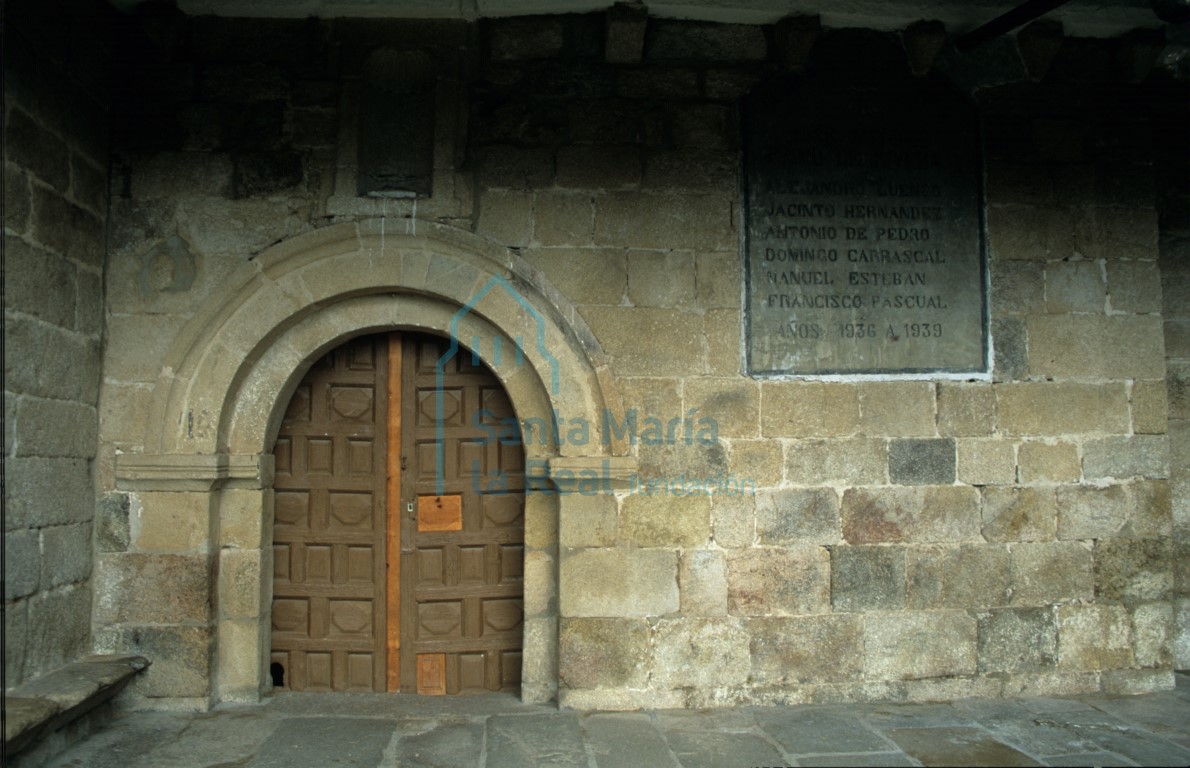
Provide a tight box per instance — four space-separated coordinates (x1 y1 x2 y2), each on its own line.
270 333 525 694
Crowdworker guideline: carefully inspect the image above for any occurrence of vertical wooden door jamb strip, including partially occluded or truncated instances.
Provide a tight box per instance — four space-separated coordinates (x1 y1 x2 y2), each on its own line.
386 333 403 691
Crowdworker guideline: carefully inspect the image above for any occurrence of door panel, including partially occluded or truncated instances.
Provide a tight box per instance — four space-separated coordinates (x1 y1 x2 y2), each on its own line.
400 335 524 695
271 336 388 692
270 332 523 695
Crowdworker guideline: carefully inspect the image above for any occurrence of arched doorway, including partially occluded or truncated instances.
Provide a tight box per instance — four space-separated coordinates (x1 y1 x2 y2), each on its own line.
269 331 525 694
112 221 635 706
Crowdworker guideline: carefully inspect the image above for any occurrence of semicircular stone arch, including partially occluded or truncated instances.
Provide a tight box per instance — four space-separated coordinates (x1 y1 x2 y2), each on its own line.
112 219 633 706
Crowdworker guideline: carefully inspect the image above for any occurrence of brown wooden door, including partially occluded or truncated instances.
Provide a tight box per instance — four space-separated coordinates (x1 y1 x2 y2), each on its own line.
400 334 525 695
270 332 523 694
271 335 389 692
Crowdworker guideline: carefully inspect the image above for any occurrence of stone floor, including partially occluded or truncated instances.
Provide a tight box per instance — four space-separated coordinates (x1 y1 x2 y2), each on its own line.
30 675 1190 767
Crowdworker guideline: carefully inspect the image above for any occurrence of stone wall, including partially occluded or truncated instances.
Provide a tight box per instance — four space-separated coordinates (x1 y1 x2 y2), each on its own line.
89 8 1185 707
3 0 112 688
1155 81 1190 668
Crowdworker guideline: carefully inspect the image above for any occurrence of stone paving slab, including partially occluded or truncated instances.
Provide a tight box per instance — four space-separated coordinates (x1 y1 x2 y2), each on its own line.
29 678 1190 768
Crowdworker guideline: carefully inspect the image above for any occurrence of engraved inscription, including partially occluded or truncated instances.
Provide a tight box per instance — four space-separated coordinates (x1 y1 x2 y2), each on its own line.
744 81 988 375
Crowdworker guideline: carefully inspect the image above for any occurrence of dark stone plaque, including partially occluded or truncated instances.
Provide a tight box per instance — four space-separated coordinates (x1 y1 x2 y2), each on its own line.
743 78 988 375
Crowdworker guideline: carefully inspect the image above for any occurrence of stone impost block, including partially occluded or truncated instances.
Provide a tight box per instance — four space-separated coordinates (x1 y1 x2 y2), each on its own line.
710 494 754 549
755 488 840 545
831 545 906 611
1017 441 1080 484
626 250 695 309
1057 483 1129 540
533 191 593 247
997 383 1129 436
1093 538 1172 603
726 546 829 616
1075 206 1159 261
1083 435 1169 480
593 193 734 251
1131 380 1168 435
858 382 936 437
1045 260 1105 313
727 440 781 488
761 382 859 438
559 493 617 548
680 550 727 616
957 439 1016 486
605 2 648 63
748 614 862 685
132 492 212 553
986 205 1074 261
94 553 213 625
786 439 887 486
1131 602 1173 668
559 617 649 690
864 611 977 681
937 384 994 438
981 486 1057 542
976 607 1058 673
841 486 981 545
650 618 750 689
684 378 758 438
889 438 956 485
1028 315 1165 379
579 306 704 377
620 493 710 549
1009 541 1094 606
906 544 1010 609
560 548 677 617
1057 604 1133 671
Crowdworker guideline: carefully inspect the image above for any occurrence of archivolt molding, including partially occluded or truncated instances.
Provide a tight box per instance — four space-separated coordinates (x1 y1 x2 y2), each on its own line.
137 219 626 469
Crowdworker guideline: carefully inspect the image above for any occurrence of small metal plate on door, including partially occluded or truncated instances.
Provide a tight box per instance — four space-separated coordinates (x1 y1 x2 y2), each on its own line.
416 653 447 695
417 495 463 532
